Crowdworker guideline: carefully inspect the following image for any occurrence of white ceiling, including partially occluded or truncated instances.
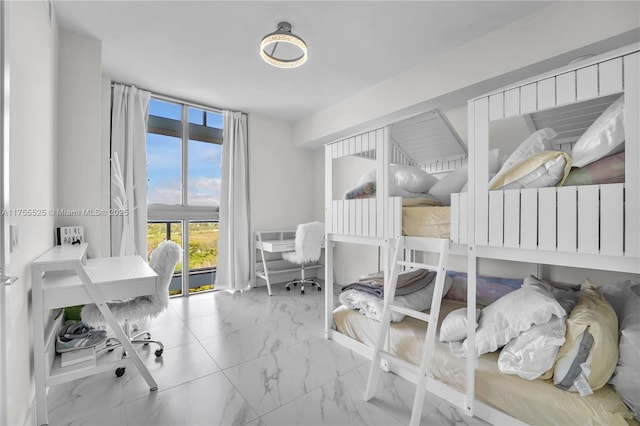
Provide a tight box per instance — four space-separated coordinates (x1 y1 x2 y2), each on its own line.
52 1 552 123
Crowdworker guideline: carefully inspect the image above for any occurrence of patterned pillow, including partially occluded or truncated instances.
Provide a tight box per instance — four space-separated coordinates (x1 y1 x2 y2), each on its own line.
563 151 624 186
445 271 522 307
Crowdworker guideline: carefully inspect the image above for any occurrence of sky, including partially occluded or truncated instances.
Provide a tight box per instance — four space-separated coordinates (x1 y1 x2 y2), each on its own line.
147 99 223 207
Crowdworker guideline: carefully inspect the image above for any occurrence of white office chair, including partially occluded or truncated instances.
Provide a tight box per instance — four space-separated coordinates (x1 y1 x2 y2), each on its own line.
81 240 182 373
283 222 324 294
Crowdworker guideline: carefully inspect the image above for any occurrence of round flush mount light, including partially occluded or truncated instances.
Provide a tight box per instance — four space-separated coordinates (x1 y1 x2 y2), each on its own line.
260 21 308 68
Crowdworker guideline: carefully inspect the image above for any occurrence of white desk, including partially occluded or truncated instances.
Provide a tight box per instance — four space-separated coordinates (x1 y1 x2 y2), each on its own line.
254 230 323 296
31 244 158 426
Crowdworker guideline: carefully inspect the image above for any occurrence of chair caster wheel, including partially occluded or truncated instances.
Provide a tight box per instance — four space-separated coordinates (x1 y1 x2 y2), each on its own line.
301 290 305 295
286 287 291 291
115 367 126 377
155 349 163 357
317 287 322 291
293 283 297 287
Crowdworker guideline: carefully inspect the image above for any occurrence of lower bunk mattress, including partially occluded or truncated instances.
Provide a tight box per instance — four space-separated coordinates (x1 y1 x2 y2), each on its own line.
402 206 450 238
333 299 636 426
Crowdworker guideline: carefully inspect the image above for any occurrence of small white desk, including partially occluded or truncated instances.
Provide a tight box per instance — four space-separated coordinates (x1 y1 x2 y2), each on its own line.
254 230 323 296
31 244 158 425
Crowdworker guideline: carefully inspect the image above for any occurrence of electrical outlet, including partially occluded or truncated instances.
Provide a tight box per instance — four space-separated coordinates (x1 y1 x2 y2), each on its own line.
9 224 18 252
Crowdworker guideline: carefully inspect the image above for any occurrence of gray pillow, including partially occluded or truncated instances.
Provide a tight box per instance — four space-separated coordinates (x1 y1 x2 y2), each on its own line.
523 275 580 316
608 284 640 420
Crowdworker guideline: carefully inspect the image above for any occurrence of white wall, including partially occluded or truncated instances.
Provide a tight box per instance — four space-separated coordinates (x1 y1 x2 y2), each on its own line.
57 31 110 259
6 1 58 424
248 113 317 232
296 1 640 147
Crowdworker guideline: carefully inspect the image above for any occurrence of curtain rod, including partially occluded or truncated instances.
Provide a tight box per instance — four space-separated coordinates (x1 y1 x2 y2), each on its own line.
111 81 224 114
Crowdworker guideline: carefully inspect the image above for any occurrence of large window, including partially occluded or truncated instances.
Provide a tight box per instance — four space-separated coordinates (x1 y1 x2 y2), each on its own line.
146 98 222 296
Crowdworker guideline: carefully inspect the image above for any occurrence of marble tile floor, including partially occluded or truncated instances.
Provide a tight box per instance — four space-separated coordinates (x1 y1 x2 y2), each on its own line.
47 283 490 426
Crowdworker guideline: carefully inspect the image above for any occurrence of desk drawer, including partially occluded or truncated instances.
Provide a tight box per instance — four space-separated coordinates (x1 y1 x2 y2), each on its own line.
260 241 295 252
41 271 157 310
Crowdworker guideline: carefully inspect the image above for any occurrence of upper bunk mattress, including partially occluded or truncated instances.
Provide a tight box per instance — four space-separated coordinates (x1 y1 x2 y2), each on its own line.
333 299 636 426
402 206 450 238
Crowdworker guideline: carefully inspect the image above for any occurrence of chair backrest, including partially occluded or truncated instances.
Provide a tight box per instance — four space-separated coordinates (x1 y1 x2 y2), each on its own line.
148 240 182 310
294 222 324 263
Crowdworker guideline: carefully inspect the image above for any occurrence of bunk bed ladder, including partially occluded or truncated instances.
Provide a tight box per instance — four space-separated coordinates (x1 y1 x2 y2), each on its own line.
363 236 449 426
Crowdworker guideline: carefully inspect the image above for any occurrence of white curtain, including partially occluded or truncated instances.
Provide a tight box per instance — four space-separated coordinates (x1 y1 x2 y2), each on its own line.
110 84 151 257
215 111 250 291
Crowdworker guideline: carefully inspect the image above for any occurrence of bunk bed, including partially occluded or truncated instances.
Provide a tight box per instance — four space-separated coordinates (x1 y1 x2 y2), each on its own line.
324 43 640 425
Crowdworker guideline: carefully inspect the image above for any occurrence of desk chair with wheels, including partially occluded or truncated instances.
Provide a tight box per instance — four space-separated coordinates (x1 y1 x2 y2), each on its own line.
283 222 324 294
81 240 182 374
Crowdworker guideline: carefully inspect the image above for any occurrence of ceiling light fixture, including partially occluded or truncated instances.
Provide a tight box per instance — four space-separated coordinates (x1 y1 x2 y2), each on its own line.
260 21 307 69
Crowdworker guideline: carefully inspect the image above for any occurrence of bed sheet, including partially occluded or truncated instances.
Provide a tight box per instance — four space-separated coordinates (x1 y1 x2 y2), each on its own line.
333 299 637 426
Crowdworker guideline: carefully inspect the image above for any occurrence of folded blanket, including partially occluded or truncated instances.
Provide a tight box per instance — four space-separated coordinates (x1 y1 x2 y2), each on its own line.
339 275 453 322
342 271 437 298
358 268 431 289
340 282 383 298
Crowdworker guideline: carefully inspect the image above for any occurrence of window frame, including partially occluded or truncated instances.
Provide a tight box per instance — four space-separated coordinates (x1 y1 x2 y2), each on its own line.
146 95 222 296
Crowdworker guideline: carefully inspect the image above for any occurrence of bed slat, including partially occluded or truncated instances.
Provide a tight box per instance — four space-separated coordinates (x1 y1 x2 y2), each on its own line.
578 186 599 254
577 65 598 101
459 195 468 245
475 98 490 246
450 194 460 243
503 190 520 248
624 52 639 258
599 58 623 96
556 72 576 106
537 77 556 110
557 187 577 252
504 88 520 117
489 93 504 121
520 83 537 114
538 187 557 251
520 189 537 249
600 184 624 256
488 191 504 246
369 198 377 238
355 199 362 237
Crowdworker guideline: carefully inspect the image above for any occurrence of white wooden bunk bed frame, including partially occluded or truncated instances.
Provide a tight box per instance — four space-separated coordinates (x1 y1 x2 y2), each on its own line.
458 44 639 424
324 43 640 426
323 125 487 420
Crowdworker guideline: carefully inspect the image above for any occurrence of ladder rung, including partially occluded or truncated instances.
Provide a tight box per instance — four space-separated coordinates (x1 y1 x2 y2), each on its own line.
397 260 438 271
379 351 420 376
389 304 432 322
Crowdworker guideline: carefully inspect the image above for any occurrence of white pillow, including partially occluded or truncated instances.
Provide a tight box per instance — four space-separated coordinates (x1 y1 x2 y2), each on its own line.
428 165 468 206
451 284 566 357
523 275 580 316
430 150 500 204
439 308 481 343
490 128 557 188
498 316 566 380
359 165 438 194
571 95 625 168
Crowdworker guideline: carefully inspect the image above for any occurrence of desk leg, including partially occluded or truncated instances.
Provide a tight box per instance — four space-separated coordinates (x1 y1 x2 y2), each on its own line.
258 244 272 296
32 267 49 425
74 265 158 391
